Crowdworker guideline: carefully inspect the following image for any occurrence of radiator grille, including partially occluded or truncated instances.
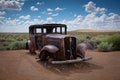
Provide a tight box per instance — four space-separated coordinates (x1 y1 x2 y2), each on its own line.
64 37 76 60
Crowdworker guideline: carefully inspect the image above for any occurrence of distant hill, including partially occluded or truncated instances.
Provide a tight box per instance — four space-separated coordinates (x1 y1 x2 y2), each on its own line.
69 29 120 33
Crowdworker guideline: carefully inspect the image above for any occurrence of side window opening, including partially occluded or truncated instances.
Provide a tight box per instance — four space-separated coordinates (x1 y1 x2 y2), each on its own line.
36 28 41 33
62 27 65 34
52 27 66 34
43 28 46 34
57 27 60 33
53 27 57 33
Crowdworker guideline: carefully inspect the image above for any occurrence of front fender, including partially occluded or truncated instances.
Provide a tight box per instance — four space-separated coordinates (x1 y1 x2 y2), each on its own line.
41 45 59 54
77 43 87 58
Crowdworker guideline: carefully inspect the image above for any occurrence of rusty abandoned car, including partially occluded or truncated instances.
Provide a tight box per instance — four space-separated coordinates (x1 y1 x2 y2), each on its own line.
26 24 92 64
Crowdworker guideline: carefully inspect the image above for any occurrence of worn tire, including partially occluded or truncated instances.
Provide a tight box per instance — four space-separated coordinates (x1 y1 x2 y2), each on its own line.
39 51 49 61
26 42 28 49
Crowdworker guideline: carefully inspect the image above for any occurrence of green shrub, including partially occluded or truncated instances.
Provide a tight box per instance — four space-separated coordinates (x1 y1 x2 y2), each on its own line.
97 42 113 52
105 34 120 50
8 41 26 50
89 39 101 48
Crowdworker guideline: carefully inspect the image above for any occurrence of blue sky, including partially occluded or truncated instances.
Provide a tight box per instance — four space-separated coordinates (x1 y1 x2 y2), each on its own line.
0 0 120 32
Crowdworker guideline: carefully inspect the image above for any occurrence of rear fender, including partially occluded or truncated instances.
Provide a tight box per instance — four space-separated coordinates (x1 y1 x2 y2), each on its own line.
27 40 36 53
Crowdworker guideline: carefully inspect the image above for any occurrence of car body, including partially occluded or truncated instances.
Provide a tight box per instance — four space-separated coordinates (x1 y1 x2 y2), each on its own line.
26 24 92 64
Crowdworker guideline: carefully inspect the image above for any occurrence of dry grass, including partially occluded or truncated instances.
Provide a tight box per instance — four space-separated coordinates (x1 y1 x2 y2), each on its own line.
0 30 120 50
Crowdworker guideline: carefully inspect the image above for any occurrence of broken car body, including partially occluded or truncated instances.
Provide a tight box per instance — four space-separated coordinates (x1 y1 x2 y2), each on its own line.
26 24 92 64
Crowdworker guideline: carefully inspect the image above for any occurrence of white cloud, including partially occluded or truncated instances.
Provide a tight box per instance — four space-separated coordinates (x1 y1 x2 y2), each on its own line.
47 7 65 12
46 7 64 16
0 11 5 19
52 13 59 16
48 12 52 15
17 0 26 1
5 19 20 26
0 0 24 10
96 7 107 14
84 1 96 13
47 8 53 12
74 15 83 22
22 17 54 26
0 16 5 19
55 7 65 11
0 24 29 33
84 1 107 14
37 2 44 5
46 7 65 16
0 21 3 26
19 15 30 19
46 17 53 22
30 6 38 11
60 12 120 30
0 11 6 15
108 13 120 22
0 17 55 32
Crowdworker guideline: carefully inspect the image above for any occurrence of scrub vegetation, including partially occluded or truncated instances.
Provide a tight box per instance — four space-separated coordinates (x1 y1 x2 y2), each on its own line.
0 33 28 50
0 30 120 52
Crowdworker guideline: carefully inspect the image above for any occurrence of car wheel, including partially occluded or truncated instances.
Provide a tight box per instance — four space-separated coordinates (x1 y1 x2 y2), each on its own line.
39 51 49 61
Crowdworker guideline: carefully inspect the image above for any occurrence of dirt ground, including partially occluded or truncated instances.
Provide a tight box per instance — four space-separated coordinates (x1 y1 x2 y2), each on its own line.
0 50 120 80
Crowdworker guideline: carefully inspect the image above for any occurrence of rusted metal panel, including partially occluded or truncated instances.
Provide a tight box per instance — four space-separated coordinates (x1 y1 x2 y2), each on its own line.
64 37 77 60
40 45 59 53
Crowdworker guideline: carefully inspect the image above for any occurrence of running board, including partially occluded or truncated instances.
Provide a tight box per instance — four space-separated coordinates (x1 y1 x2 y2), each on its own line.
51 56 92 64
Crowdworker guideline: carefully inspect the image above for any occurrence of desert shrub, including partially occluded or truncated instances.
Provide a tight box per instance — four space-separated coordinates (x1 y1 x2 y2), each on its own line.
97 42 113 52
0 33 28 50
7 41 26 50
89 40 101 48
0 40 25 50
97 34 120 51
0 42 9 50
0 45 6 50
105 34 120 50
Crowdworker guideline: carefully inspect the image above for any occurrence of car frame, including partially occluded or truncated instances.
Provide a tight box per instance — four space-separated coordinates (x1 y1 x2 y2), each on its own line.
26 24 92 64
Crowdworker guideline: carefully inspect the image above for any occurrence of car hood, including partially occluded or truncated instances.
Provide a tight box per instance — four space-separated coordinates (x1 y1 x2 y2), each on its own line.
46 34 72 39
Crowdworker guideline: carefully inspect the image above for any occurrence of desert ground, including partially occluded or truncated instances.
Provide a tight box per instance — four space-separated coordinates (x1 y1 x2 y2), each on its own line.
0 50 120 80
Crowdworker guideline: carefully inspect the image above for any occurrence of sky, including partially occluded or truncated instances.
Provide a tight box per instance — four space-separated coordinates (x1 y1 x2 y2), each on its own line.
0 0 120 32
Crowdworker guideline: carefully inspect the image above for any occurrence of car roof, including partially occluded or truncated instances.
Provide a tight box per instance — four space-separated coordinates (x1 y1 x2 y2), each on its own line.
29 24 67 29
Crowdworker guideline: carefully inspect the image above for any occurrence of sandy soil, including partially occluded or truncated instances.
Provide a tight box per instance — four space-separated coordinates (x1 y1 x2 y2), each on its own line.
0 50 120 80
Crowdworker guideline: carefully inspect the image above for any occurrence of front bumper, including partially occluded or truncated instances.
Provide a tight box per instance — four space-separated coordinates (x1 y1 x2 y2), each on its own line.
50 56 92 64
